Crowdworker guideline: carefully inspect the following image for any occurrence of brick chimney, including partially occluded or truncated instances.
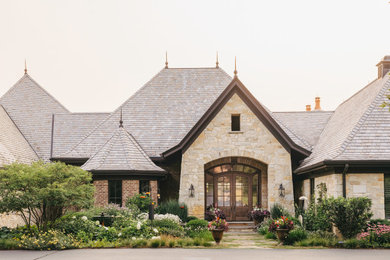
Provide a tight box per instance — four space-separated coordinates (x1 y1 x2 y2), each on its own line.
377 56 390 79
306 105 311 111
314 97 321 111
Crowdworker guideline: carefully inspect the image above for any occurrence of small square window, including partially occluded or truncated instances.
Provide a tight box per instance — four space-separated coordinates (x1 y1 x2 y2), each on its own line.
231 114 240 131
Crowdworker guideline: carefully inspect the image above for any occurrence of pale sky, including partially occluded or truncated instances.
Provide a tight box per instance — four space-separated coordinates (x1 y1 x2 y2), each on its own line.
0 0 389 112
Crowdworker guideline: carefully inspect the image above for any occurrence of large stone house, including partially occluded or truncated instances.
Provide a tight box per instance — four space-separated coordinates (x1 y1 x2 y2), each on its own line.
0 56 390 222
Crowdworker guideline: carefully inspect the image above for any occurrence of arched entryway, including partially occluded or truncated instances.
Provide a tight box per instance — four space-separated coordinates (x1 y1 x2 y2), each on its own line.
204 157 267 221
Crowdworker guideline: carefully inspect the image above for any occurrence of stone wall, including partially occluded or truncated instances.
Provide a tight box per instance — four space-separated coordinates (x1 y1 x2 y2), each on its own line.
0 213 25 228
346 173 384 219
316 173 343 198
180 93 294 218
94 180 108 207
122 180 139 202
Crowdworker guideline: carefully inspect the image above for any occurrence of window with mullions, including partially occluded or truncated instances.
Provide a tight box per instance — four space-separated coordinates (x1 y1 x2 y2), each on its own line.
108 180 122 206
139 180 150 194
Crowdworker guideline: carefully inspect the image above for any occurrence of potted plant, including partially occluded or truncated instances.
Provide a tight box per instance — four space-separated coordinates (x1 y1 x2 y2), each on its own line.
268 216 294 244
205 205 226 221
249 207 270 226
208 217 229 244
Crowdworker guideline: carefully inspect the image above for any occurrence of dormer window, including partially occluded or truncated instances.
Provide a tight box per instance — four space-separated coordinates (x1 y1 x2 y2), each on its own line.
231 114 240 131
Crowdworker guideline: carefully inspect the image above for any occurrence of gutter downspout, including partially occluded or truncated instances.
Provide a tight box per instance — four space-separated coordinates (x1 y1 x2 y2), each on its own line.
342 164 349 198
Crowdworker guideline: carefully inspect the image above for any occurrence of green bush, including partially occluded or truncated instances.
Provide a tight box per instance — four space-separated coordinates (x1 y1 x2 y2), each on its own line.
19 229 81 250
126 194 153 212
186 216 198 222
270 203 290 219
185 219 210 239
186 219 208 231
304 198 332 232
54 215 99 236
265 232 276 239
152 219 185 237
155 200 188 222
284 228 308 245
0 238 19 249
327 197 372 239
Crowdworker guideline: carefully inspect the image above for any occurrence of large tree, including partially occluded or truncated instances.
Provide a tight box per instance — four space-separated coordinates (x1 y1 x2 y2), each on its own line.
0 161 94 231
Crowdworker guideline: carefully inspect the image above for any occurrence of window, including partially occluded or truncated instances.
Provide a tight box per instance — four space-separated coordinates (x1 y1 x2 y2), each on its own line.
231 114 240 131
139 180 150 194
108 180 122 206
310 178 315 200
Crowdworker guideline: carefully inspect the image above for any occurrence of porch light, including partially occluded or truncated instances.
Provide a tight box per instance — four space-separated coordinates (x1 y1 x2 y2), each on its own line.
189 184 195 198
279 184 285 197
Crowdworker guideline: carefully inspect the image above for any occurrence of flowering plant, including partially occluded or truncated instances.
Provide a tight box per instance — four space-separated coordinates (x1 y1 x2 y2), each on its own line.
268 216 294 232
249 207 270 223
208 217 229 232
357 224 390 244
205 205 226 221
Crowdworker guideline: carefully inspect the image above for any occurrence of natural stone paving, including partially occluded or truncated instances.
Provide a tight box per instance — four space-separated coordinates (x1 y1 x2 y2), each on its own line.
221 229 278 249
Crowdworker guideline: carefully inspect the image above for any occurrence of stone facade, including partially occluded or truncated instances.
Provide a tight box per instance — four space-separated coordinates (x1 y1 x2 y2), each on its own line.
122 180 139 202
94 180 108 207
0 213 25 228
301 172 385 219
346 173 384 219
180 93 294 218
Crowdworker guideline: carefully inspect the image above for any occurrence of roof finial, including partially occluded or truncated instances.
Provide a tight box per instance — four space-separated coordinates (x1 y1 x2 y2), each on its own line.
234 56 237 78
24 59 27 74
216 52 219 68
165 51 168 69
119 108 123 128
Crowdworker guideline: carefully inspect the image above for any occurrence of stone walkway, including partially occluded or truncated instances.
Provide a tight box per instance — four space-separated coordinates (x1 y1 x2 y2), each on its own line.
220 225 278 249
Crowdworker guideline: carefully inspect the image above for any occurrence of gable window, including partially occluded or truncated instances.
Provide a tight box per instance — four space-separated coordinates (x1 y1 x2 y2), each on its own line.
231 114 240 131
108 180 122 206
139 180 150 194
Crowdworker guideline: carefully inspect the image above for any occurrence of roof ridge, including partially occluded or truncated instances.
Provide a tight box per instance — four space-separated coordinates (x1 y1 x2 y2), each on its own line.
273 111 334 114
336 76 390 159
337 78 379 108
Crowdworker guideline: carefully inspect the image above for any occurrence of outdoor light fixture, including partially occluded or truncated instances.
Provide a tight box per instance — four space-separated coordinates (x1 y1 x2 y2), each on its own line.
279 184 285 197
189 184 195 198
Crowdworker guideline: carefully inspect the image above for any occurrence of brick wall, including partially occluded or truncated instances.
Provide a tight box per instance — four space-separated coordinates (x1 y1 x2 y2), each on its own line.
94 180 108 207
123 180 139 202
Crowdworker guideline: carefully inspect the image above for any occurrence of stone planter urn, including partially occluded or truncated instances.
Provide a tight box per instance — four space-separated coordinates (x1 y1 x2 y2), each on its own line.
211 229 225 245
275 229 290 243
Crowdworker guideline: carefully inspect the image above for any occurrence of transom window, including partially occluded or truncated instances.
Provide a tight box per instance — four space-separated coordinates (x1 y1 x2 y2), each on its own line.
206 163 258 175
231 114 240 131
108 180 122 206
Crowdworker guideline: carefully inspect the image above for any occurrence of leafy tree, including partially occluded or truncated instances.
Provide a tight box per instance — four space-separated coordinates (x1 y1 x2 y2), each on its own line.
0 161 94 231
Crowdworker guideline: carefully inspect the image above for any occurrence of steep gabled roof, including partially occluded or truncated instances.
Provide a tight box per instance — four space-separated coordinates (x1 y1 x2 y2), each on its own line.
273 111 334 149
81 125 165 173
0 106 38 165
59 68 233 159
52 112 110 158
296 74 390 173
0 74 69 160
163 77 311 157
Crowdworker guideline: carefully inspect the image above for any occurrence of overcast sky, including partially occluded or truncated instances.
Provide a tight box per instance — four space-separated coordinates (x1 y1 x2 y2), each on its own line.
0 0 389 112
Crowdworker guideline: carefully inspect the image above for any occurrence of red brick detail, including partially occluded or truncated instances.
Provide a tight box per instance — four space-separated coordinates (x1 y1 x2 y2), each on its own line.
94 180 108 207
150 180 158 206
122 180 139 203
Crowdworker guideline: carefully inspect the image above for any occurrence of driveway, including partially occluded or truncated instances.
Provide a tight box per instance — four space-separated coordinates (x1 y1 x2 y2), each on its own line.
1 249 390 260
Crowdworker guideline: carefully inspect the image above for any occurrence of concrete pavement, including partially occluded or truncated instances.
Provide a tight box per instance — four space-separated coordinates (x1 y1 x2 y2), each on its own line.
1 249 390 260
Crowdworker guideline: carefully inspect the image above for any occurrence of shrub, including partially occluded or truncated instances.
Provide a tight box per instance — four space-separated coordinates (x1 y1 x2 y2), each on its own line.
270 203 289 219
126 193 154 212
149 239 161 248
304 198 332 232
358 223 390 245
18 229 81 250
327 197 372 239
0 238 19 250
264 232 276 239
152 219 185 237
54 214 99 236
186 216 198 222
283 228 308 245
155 200 188 222
186 219 208 231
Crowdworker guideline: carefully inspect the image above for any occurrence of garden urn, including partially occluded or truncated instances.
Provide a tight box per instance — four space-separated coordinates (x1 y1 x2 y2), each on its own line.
211 229 224 245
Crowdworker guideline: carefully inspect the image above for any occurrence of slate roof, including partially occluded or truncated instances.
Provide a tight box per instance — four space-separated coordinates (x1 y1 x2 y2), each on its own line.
297 73 390 172
52 112 110 158
273 111 334 149
0 106 38 165
81 125 165 173
59 68 234 158
0 74 69 160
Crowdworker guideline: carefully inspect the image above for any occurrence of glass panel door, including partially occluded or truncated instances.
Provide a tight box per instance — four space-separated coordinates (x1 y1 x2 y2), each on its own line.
234 174 250 220
217 175 232 220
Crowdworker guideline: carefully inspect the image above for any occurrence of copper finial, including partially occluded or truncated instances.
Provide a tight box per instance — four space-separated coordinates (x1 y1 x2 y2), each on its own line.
234 56 237 78
165 51 168 69
216 52 219 68
119 108 123 128
24 59 27 74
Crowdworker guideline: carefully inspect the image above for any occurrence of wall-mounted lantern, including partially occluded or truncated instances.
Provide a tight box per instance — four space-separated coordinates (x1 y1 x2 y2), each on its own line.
189 184 195 198
279 184 285 197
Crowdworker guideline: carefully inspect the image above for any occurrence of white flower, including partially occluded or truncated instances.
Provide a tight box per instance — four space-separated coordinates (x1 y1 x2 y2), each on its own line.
118 232 122 237
104 226 109 230
132 237 136 240
136 221 142 230
151 236 160 240
72 216 76 219
81 216 88 221
95 221 100 225
153 228 158 233
154 213 181 223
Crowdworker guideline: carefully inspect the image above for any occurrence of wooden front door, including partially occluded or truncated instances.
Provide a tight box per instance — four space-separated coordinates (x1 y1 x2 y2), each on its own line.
215 172 253 221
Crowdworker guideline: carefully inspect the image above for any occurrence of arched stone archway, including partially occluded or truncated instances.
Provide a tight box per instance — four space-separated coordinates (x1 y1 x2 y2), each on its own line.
204 157 268 221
